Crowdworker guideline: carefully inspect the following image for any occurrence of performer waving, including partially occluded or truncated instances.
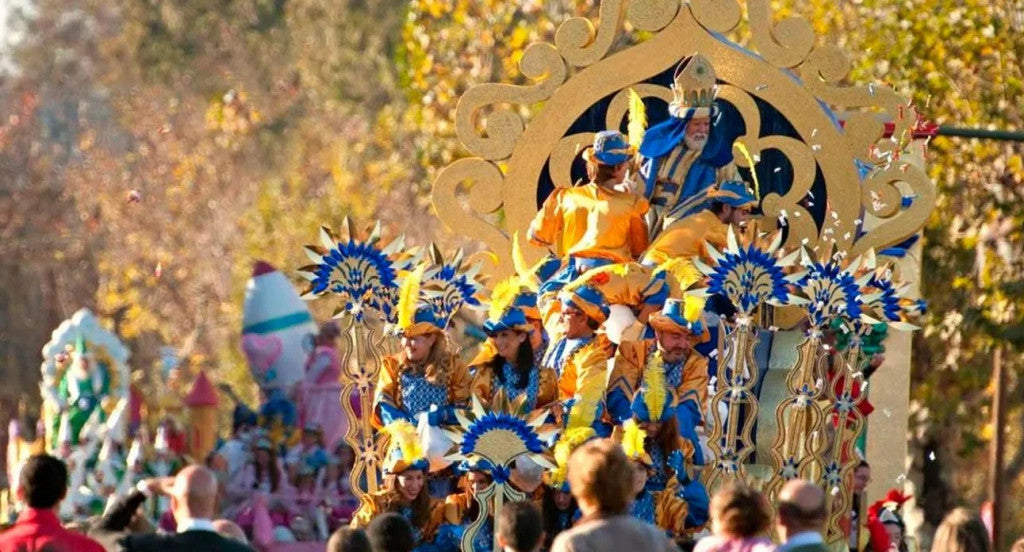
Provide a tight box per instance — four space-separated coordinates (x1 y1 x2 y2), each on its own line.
373 268 472 428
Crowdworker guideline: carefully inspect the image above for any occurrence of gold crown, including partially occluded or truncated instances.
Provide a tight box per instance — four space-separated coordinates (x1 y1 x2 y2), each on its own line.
671 53 717 114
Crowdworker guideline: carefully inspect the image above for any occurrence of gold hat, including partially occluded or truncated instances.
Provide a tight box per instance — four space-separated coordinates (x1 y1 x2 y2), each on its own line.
671 53 717 119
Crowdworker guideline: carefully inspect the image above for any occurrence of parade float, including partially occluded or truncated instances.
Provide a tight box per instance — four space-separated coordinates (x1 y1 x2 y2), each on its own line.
3 2 938 551
301 0 935 549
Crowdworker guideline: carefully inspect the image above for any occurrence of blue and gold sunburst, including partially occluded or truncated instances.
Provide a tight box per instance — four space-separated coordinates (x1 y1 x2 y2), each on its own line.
444 390 557 482
692 225 803 315
421 244 486 326
790 244 874 331
860 263 925 332
298 218 418 322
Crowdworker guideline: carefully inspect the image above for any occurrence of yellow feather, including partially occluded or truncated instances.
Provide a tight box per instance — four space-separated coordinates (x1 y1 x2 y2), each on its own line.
553 427 596 468
512 232 531 279
732 141 761 198
384 420 424 465
683 294 706 324
488 277 521 321
621 419 648 461
397 265 426 330
566 367 607 431
627 88 648 150
644 351 668 421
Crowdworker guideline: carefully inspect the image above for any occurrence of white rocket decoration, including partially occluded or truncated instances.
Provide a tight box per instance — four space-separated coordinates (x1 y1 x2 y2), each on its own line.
242 261 318 393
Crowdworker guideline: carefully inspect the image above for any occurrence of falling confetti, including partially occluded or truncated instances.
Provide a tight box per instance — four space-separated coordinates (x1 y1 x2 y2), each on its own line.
883 408 892 418
155 262 163 279
928 451 936 461
157 126 171 134
773 167 782 173
896 473 906 484
126 189 141 204
811 144 822 151
831 486 840 496
811 128 818 138
755 84 769 91
868 84 876 96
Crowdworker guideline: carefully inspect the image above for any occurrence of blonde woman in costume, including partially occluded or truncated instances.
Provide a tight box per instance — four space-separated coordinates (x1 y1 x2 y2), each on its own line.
373 269 472 429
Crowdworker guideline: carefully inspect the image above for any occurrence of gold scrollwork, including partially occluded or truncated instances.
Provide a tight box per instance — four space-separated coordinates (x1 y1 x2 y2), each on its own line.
626 0 680 32
432 158 515 276
454 43 567 161
436 0 935 281
852 162 936 257
555 0 627 68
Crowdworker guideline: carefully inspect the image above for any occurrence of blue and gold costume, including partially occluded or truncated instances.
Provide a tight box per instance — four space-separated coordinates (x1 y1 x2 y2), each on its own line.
528 131 650 297
608 297 710 465
373 270 472 428
638 54 737 217
617 388 710 535
469 279 558 410
540 285 614 434
351 421 446 550
642 180 758 267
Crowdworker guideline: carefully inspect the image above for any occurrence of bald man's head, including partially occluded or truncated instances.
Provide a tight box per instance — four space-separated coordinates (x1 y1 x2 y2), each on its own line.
777 479 826 537
172 465 220 519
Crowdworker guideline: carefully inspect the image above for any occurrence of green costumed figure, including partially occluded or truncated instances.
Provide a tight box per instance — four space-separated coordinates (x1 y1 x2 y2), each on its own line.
51 335 111 448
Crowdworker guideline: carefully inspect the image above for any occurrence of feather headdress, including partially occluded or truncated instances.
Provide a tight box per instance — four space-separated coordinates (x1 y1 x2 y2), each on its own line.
394 265 441 336
397 265 425 330
383 419 429 474
488 278 520 322
566 360 608 431
547 427 596 491
642 351 669 422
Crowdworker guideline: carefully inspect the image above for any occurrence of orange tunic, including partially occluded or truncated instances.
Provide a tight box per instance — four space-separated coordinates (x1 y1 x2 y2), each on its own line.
642 209 728 266
528 183 650 263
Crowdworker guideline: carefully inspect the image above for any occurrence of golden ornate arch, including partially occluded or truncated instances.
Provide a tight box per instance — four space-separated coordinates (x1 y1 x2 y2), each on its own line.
431 0 935 280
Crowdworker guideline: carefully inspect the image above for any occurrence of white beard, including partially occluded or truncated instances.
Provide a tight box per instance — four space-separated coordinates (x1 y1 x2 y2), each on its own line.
684 135 708 151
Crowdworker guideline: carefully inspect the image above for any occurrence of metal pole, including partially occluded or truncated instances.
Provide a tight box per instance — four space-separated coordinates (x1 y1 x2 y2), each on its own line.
989 345 1006 548
937 126 1024 142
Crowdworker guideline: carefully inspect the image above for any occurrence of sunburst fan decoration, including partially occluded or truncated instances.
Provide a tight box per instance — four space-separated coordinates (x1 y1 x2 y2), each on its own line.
444 389 556 552
445 390 556 477
421 244 486 325
692 225 803 316
860 263 926 332
298 218 417 322
791 244 874 331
